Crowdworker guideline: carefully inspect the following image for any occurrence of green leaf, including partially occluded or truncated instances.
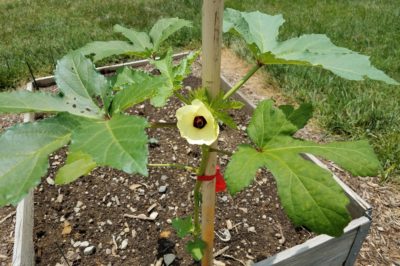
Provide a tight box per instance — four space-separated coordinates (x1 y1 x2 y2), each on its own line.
0 91 102 119
171 216 194 238
263 150 351 236
55 151 96 185
279 103 313 130
55 52 106 116
265 136 380 176
111 71 163 114
56 52 109 101
78 41 148 62
247 100 297 147
186 238 206 261
225 99 381 236
173 50 200 82
70 114 149 176
113 24 153 51
224 9 399 85
150 49 175 107
149 18 192 51
224 145 266 195
0 114 80 206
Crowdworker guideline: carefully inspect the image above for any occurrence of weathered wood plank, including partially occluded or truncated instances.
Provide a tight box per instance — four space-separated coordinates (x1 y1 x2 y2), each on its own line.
254 217 369 266
12 83 35 266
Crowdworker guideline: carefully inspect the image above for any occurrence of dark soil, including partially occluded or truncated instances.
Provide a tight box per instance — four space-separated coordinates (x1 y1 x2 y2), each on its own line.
30 74 313 266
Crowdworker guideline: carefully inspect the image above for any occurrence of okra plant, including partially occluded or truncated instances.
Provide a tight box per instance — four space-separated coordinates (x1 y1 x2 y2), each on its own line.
0 7 398 262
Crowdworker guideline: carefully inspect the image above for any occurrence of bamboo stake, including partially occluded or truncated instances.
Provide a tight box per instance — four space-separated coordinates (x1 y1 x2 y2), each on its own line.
201 0 224 265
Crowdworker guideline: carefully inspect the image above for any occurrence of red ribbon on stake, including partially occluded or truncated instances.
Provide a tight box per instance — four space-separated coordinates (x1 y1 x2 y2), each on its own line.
197 165 227 192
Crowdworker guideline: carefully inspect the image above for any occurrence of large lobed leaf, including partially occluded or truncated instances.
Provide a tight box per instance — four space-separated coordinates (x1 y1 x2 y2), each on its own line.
224 8 399 85
78 18 191 62
70 114 149 176
225 100 381 236
78 41 147 62
0 91 102 119
0 114 80 206
113 24 153 52
149 18 192 51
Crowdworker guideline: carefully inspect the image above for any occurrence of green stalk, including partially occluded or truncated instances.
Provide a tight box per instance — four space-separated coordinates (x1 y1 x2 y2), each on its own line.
193 180 202 236
222 63 262 100
192 145 211 237
148 163 195 171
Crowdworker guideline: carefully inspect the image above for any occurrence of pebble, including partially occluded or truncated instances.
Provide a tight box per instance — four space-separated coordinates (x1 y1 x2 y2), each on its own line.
248 226 256 233
106 248 112 255
226 220 233 230
239 207 248 213
80 241 90 248
166 219 172 224
120 239 128 250
262 215 267 219
73 241 81 248
158 185 168 194
56 194 63 203
161 175 169 181
149 211 159 220
46 177 55 185
221 196 228 202
83 246 96 255
76 201 83 208
132 229 137 238
163 253 176 265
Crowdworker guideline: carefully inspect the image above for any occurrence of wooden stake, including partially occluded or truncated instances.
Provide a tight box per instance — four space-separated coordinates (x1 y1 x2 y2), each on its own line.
201 0 224 265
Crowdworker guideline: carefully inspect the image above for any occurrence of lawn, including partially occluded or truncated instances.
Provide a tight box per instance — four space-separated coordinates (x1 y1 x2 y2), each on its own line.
1 0 399 180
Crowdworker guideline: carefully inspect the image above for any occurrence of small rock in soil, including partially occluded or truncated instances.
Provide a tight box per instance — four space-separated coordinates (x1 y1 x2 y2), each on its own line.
221 195 228 202
46 177 55 185
83 246 96 255
248 226 256 233
226 220 233 230
73 241 81 248
76 201 83 208
80 241 90 248
120 239 128 250
105 248 112 255
149 211 159 220
161 175 168 181
163 253 176 266
158 185 167 194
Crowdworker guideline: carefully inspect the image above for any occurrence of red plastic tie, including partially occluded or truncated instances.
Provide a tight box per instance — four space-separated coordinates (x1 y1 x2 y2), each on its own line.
197 165 227 192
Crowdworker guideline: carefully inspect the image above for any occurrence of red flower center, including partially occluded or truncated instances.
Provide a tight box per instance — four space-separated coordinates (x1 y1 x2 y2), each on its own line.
193 116 207 129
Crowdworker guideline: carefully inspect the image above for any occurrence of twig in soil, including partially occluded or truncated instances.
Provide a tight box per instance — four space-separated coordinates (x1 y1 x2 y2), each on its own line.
222 254 247 266
0 211 16 224
213 246 230 258
0 254 8 259
56 241 71 266
124 213 155 221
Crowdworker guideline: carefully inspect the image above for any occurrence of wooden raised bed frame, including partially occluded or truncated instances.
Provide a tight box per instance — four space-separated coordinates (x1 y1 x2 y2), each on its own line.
13 53 371 266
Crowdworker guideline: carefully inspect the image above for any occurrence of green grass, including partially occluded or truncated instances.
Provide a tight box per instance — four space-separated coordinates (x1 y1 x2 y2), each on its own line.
1 0 399 180
225 0 400 181
0 0 202 89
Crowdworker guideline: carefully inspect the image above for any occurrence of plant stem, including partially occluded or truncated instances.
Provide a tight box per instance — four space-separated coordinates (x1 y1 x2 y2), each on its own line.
197 145 211 176
174 91 190 105
193 180 202 237
209 148 232 156
148 163 195 172
222 63 263 100
149 122 177 129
